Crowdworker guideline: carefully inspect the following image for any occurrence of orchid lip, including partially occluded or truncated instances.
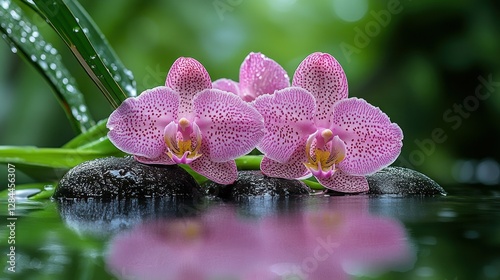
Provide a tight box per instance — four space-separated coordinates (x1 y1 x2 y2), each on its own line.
164 120 203 164
304 131 346 179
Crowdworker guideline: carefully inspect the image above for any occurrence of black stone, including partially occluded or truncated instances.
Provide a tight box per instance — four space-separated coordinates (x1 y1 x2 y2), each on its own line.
204 170 311 199
365 166 446 196
53 156 202 198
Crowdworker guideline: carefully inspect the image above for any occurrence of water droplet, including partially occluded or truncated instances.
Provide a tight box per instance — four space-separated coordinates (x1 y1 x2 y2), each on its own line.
43 185 54 191
10 46 17 53
10 10 20 20
90 55 96 60
1 0 10 9
22 23 31 33
66 84 75 92
124 69 134 79
114 74 122 82
29 36 35 43
56 71 62 78
73 26 80 33
32 31 39 38
125 84 137 96
49 63 57 70
62 78 69 84
39 61 48 70
79 105 87 112
40 54 46 60
82 27 89 34
30 54 37 62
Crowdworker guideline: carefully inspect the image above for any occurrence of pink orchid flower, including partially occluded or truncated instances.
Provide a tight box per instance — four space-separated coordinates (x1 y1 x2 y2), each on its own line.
107 57 264 184
253 52 403 192
212 52 290 102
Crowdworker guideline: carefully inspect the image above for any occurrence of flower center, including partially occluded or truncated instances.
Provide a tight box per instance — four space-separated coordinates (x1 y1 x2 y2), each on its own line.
164 118 203 164
304 129 346 179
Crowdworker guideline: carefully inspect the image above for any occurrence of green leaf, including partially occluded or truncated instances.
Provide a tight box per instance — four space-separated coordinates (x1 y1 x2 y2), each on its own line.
29 0 137 108
0 0 95 133
0 182 54 200
62 118 108 148
0 145 125 181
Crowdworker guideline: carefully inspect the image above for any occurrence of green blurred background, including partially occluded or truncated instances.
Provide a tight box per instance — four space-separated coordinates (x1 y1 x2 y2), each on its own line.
1 0 499 186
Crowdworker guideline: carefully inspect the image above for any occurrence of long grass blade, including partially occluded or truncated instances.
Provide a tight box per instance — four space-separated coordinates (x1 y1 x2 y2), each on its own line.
0 0 95 132
30 0 136 108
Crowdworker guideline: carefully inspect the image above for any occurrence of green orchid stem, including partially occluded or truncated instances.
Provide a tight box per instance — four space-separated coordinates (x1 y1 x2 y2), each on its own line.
302 180 325 190
235 155 325 190
235 155 262 170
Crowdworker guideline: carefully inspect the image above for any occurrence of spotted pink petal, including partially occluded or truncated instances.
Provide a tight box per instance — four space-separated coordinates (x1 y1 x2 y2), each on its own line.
316 170 369 193
166 57 212 117
253 87 316 163
239 52 290 102
193 89 264 162
135 153 175 165
107 86 179 159
189 140 238 184
212 78 240 95
260 144 310 179
292 52 348 128
332 98 403 175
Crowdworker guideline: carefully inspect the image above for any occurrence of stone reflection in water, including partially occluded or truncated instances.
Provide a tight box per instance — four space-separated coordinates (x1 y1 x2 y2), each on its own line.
105 201 413 280
55 197 207 237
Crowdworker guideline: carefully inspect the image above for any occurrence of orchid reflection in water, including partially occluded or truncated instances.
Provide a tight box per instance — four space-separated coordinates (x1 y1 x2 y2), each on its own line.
106 203 412 280
107 57 264 184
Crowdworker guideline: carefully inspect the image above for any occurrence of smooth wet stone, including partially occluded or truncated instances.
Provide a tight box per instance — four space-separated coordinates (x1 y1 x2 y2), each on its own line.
327 166 446 196
204 170 311 199
53 156 202 198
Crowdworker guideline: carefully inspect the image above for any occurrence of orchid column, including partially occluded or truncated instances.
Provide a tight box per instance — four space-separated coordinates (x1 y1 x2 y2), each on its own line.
107 57 264 184
253 52 403 193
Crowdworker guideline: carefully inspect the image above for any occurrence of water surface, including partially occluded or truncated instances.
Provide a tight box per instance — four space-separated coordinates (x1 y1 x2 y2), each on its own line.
1 184 499 279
